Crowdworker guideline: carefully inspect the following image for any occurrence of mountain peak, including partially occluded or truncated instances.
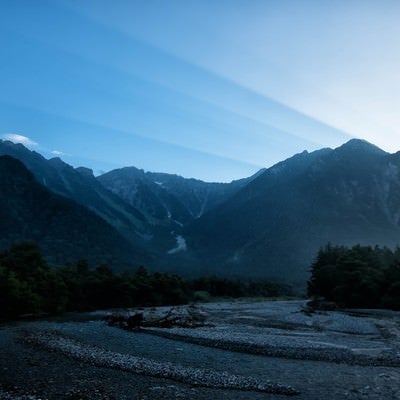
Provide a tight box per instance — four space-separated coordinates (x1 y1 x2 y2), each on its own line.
337 139 387 155
48 157 69 168
76 166 94 178
1 139 25 148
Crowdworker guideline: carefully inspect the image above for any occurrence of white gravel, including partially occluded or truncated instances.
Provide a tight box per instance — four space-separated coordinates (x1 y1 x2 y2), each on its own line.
4 300 400 400
22 330 299 396
137 300 400 366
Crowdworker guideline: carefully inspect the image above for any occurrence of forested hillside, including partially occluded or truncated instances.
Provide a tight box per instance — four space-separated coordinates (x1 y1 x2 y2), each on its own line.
0 155 146 267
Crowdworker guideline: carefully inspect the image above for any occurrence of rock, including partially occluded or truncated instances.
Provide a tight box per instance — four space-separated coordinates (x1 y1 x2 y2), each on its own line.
306 298 338 312
127 313 144 329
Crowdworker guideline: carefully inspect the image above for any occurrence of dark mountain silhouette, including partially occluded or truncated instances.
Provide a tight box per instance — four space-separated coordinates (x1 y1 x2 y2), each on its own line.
0 155 147 267
98 166 265 225
0 140 151 246
184 139 400 285
3 138 400 287
98 167 193 226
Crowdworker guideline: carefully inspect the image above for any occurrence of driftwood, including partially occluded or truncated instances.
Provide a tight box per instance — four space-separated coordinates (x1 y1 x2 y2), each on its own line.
302 298 338 315
105 305 209 330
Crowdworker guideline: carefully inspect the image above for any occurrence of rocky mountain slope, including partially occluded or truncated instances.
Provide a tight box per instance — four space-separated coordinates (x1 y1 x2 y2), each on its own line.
0 155 146 267
3 138 400 286
183 139 400 284
0 140 151 246
98 167 264 226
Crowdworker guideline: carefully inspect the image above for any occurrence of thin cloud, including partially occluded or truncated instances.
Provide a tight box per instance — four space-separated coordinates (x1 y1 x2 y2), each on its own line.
50 149 72 157
2 133 38 147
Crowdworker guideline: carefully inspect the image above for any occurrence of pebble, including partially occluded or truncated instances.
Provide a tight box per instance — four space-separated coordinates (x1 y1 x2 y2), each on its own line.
0 388 44 400
22 330 300 396
143 327 400 367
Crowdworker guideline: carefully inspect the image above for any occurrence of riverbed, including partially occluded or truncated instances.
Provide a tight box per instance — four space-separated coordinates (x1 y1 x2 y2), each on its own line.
1 300 399 399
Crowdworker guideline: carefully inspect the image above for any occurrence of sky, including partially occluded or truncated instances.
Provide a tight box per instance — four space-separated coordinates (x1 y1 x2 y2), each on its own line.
1 0 399 181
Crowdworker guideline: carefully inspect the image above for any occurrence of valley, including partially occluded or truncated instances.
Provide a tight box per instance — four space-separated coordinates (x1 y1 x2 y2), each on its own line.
2 138 400 286
2 3 398 399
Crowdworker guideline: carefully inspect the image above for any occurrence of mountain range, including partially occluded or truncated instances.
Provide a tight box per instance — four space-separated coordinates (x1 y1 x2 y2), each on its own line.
184 140 400 284
98 166 263 224
1 138 400 287
0 155 143 267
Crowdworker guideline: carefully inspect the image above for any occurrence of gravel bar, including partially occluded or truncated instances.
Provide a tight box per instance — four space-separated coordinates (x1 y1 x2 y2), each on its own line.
141 328 400 367
21 330 299 396
0 388 43 400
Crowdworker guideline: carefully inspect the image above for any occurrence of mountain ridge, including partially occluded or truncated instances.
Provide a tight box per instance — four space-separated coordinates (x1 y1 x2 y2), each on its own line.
182 139 400 284
0 155 147 267
2 137 400 287
0 140 151 246
97 166 265 224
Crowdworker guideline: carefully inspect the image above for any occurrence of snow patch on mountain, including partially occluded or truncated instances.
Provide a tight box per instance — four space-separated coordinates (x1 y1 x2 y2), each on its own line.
167 235 187 254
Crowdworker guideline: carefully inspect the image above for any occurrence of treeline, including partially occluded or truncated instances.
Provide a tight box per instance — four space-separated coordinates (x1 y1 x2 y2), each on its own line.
189 276 291 300
308 244 400 309
0 242 291 320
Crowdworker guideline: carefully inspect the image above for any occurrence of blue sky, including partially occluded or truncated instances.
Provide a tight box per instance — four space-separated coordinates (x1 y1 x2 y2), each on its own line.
1 0 399 181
